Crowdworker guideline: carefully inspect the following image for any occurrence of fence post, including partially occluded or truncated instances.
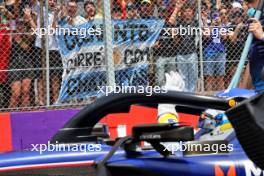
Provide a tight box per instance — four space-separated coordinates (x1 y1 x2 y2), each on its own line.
45 0 50 106
102 0 116 88
197 0 205 93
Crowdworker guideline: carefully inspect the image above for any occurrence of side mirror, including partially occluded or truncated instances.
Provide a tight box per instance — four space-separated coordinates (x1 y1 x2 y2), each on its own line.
123 124 194 156
132 123 194 142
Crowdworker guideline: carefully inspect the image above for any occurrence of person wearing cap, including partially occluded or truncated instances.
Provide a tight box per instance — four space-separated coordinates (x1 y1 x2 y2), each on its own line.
245 0 264 92
139 0 154 19
126 3 139 19
232 1 243 9
84 0 96 21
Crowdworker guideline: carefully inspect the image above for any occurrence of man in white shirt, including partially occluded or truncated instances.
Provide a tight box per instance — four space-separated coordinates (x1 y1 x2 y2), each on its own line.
60 0 86 26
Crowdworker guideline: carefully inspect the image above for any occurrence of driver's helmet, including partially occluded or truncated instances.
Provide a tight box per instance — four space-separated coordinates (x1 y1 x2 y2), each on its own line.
198 109 231 131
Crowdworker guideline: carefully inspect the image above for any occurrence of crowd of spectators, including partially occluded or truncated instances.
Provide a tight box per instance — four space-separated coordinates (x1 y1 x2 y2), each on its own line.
0 0 251 108
201 0 249 91
154 0 249 92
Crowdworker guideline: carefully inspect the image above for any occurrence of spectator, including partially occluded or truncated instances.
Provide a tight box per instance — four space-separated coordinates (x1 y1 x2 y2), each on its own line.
231 1 243 9
226 8 247 86
0 14 12 108
26 0 63 105
29 0 40 16
23 1 39 105
126 3 139 19
94 0 103 19
0 0 14 19
204 0 212 10
157 5 169 20
201 5 211 26
167 0 177 15
112 3 123 20
203 12 227 91
60 0 86 26
219 6 230 27
216 0 222 9
117 0 128 19
8 19 34 108
84 0 96 21
154 6 178 86
0 0 16 30
139 0 154 19
242 0 249 14
168 2 199 92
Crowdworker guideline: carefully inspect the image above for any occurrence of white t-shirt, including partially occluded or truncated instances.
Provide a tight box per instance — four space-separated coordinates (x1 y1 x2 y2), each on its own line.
59 15 86 26
71 15 86 25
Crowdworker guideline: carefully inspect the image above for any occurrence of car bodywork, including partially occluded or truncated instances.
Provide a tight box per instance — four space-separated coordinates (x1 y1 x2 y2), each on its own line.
0 89 263 176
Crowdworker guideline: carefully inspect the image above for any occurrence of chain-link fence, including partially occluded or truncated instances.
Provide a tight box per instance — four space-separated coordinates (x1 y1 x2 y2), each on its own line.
0 0 251 111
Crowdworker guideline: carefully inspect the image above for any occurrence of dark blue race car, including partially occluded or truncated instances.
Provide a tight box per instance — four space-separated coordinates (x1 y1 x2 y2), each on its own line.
0 89 263 176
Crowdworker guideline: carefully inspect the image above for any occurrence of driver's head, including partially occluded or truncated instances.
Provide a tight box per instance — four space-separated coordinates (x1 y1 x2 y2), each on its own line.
198 109 225 130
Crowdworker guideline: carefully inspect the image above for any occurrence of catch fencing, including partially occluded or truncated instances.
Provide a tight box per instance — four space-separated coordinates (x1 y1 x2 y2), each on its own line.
0 0 250 111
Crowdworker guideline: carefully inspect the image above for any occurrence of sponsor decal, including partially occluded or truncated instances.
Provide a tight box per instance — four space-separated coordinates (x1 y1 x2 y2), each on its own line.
215 164 236 176
244 161 264 176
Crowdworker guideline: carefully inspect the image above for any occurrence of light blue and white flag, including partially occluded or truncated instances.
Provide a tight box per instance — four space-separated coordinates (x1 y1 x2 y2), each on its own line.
56 19 164 103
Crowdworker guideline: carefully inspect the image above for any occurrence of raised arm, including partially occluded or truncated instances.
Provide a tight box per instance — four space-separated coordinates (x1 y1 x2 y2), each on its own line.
23 7 37 29
0 6 14 20
168 0 185 25
229 23 244 42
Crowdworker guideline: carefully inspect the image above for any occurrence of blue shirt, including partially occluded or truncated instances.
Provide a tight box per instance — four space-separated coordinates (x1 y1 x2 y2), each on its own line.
204 26 226 59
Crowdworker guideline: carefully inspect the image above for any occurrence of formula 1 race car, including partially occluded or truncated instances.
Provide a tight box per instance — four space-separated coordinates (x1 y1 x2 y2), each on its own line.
0 89 263 176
